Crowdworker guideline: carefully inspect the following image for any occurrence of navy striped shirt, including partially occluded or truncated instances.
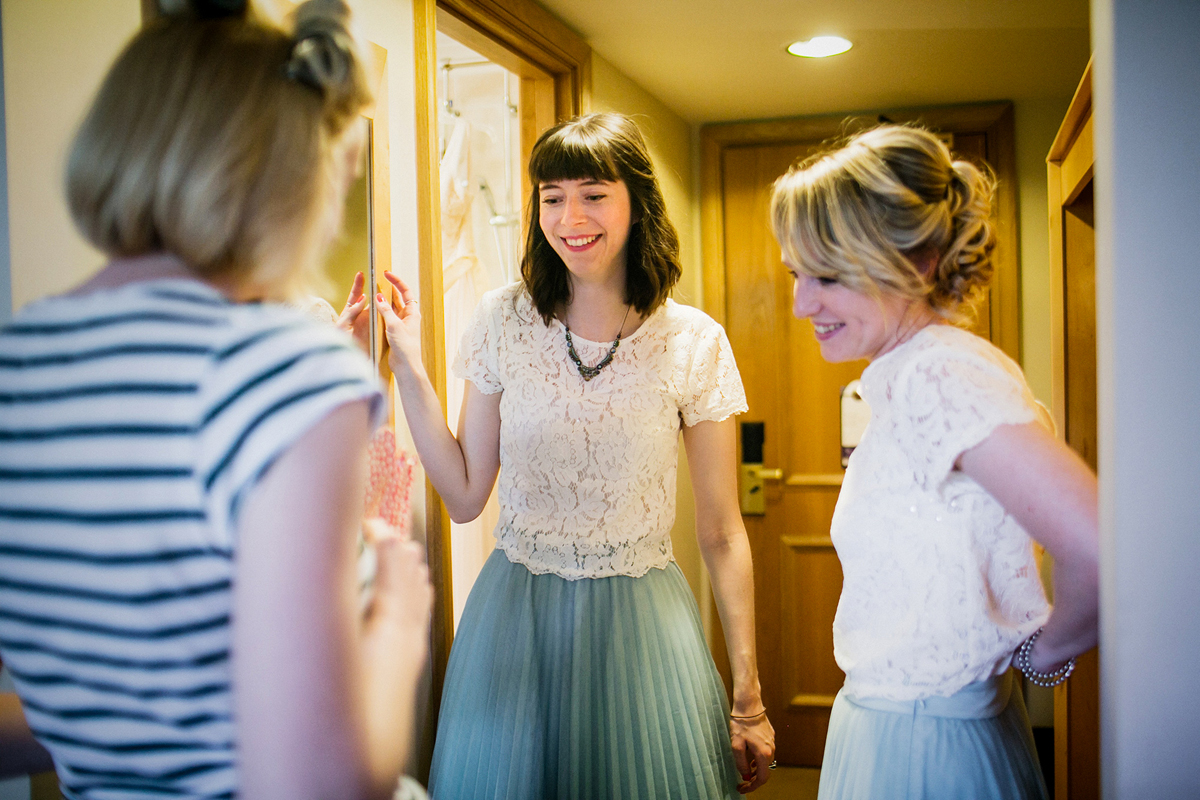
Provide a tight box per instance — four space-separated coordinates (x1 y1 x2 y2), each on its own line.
0 279 382 799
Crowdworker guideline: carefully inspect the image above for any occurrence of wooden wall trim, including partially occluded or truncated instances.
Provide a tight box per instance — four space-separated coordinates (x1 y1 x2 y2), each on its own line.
1046 160 1068 438
700 102 1023 364
411 0 453 782
1049 59 1094 164
436 0 589 120
1047 65 1094 443
699 131 727 326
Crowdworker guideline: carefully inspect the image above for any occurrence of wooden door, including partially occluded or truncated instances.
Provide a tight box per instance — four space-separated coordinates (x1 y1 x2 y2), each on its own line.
704 106 1019 766
722 141 862 765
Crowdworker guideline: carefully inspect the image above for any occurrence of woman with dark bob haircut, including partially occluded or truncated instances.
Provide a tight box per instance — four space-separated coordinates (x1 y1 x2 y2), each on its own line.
0 2 431 798
379 113 775 797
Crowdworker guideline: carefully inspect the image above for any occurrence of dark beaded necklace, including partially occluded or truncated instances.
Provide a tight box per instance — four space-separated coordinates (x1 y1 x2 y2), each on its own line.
563 305 632 381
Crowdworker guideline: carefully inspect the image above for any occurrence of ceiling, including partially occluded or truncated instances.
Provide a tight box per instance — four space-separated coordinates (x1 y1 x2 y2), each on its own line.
535 0 1092 124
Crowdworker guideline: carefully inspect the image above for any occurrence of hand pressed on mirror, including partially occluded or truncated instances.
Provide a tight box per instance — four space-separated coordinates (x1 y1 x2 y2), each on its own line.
377 270 423 371
335 270 372 353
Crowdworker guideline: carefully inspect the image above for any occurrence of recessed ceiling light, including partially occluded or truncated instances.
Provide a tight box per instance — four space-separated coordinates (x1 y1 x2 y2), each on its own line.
787 36 853 58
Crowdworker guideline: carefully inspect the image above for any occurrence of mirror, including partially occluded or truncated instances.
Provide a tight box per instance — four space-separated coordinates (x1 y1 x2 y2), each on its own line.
319 120 378 367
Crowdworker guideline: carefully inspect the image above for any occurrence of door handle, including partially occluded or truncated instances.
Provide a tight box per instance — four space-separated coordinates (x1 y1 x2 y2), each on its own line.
740 422 782 515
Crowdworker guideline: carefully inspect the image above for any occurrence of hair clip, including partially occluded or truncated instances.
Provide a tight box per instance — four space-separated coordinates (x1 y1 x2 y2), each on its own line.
286 30 354 94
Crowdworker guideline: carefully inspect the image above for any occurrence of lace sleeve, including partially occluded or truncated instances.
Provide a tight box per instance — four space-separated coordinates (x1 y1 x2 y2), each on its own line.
898 343 1040 488
451 292 503 395
679 323 748 427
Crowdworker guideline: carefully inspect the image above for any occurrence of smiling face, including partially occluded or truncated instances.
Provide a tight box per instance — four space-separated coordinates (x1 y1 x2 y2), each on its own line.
785 261 917 363
537 178 633 286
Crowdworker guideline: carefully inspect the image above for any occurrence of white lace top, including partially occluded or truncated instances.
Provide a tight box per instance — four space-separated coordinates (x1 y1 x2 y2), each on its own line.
452 283 747 580
832 324 1051 701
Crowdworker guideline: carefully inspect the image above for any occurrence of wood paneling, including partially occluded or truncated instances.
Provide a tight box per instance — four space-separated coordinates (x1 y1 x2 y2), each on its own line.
1064 186 1097 470
717 141 862 765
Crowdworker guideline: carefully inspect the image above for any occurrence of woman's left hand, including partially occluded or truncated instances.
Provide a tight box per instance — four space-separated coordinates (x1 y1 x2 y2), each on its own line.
730 713 775 793
335 271 371 353
376 271 424 374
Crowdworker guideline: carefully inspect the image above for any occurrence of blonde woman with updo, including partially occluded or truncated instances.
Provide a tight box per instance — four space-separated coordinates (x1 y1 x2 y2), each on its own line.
0 2 431 798
769 126 1099 799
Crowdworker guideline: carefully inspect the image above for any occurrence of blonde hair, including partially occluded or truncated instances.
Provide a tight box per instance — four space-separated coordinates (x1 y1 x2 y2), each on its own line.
769 125 996 319
66 0 371 299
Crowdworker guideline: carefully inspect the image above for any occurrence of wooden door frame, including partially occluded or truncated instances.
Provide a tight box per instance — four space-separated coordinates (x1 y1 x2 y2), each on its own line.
700 102 1021 364
1046 58 1098 800
411 0 588 775
434 0 591 120
1047 60 1094 437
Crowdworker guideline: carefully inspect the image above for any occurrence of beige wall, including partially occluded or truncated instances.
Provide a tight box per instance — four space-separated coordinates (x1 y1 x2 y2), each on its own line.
1 0 421 312
1 0 140 310
587 52 709 606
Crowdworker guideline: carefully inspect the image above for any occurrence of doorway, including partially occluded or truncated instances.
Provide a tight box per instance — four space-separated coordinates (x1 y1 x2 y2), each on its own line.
410 0 589 776
434 31 523 630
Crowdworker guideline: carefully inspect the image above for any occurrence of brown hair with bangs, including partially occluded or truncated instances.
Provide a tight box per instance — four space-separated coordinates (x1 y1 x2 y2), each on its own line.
521 113 681 324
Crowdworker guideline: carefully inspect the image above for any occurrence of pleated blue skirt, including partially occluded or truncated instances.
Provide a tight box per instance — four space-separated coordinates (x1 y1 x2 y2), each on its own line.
427 549 740 800
818 670 1049 800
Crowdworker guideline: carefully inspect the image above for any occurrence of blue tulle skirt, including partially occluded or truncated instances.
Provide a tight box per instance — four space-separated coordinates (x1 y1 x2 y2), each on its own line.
818 670 1049 800
427 549 740 800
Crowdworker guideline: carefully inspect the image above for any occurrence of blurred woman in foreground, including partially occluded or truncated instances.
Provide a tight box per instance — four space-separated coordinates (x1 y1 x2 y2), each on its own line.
0 2 430 797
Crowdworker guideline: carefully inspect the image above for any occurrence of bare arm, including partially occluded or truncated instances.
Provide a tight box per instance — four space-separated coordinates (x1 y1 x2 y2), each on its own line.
957 420 1100 672
234 401 432 800
377 272 501 523
0 692 53 778
682 418 775 793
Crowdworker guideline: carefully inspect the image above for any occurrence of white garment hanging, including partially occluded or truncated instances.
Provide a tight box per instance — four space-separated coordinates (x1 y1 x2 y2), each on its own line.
441 116 487 425
440 116 498 629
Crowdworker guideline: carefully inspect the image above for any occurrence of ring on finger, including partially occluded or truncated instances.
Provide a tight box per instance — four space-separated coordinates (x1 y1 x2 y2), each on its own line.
768 760 777 770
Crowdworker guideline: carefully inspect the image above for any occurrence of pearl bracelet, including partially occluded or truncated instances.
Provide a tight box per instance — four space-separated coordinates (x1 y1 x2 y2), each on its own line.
1014 627 1076 688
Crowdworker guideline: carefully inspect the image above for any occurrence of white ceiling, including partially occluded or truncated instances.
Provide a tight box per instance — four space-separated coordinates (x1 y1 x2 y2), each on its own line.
536 0 1091 123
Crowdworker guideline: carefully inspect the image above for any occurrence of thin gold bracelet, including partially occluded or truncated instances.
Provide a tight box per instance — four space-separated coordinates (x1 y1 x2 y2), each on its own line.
729 709 767 720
